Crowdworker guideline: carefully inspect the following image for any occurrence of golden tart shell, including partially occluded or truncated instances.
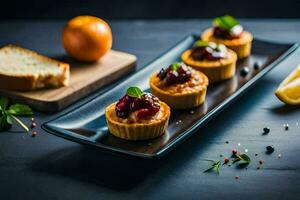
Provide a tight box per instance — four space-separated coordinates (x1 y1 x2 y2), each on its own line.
201 28 253 59
150 70 208 109
181 48 237 83
105 101 170 141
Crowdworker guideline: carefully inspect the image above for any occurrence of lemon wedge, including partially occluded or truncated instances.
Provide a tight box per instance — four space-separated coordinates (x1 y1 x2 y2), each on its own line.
275 65 300 105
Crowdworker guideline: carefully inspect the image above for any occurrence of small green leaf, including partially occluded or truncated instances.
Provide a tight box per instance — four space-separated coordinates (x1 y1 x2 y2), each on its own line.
126 87 143 98
193 40 210 48
7 104 33 116
203 166 216 173
170 62 181 71
203 160 221 174
6 114 13 125
0 113 12 131
213 15 239 31
194 41 224 52
0 97 9 111
0 96 33 132
233 154 251 164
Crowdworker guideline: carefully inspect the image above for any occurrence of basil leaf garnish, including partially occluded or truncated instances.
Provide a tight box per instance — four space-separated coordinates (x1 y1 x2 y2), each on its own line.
233 154 251 164
193 40 210 48
7 104 33 116
203 160 221 174
170 62 181 71
0 97 9 111
0 96 33 132
193 40 227 53
213 15 239 31
126 86 143 98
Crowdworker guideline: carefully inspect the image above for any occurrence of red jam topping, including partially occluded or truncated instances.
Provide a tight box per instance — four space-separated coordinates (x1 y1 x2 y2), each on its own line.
213 25 243 39
212 15 244 39
157 62 192 85
115 91 160 119
190 41 227 61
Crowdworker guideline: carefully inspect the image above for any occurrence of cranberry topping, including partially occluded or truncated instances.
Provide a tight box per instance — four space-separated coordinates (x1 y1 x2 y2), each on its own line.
157 62 192 85
115 95 134 118
115 93 160 119
213 25 243 40
190 41 227 61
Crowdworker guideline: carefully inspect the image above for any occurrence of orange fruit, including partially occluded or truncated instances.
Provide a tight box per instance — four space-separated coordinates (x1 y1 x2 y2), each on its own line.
275 65 300 105
62 16 113 62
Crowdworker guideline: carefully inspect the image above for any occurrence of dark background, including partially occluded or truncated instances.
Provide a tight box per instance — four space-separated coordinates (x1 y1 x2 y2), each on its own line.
1 0 300 20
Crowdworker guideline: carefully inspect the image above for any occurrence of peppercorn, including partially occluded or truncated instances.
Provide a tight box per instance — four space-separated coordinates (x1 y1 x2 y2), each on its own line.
253 62 261 70
259 160 264 165
263 127 270 134
266 145 275 154
31 131 37 137
31 122 37 129
278 154 281 159
240 67 250 77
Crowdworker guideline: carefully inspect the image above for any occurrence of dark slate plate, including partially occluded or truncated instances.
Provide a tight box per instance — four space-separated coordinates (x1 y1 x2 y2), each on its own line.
42 35 298 158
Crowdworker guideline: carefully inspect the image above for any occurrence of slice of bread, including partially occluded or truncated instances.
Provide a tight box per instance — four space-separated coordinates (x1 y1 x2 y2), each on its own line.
0 45 69 91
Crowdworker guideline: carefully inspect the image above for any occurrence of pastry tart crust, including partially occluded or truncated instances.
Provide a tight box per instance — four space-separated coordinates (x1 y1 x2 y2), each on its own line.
181 49 237 83
105 101 170 141
201 28 253 59
150 70 208 109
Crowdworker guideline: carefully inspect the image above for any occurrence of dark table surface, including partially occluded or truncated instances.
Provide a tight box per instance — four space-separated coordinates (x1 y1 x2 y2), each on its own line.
1 19 300 200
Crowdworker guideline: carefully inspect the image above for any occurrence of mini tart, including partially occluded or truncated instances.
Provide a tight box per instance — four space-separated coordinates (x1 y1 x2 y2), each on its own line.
150 70 208 109
201 28 253 59
181 48 237 83
105 101 170 141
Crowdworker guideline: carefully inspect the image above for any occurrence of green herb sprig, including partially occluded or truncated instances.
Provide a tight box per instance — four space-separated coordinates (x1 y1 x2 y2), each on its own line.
170 62 181 71
0 97 33 132
203 160 221 174
233 153 251 164
193 40 226 53
203 153 251 174
213 15 239 31
193 40 210 48
126 86 144 98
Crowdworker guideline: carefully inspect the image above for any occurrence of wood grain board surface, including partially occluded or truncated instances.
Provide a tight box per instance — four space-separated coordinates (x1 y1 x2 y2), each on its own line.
0 50 136 112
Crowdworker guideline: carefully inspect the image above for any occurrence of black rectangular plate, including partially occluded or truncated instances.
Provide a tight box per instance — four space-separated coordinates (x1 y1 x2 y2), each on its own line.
42 35 298 158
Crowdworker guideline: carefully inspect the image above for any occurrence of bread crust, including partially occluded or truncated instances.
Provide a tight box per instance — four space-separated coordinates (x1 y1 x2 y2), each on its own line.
0 44 70 91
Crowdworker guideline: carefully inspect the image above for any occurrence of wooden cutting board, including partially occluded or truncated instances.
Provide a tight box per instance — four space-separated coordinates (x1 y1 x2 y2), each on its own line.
0 50 136 112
